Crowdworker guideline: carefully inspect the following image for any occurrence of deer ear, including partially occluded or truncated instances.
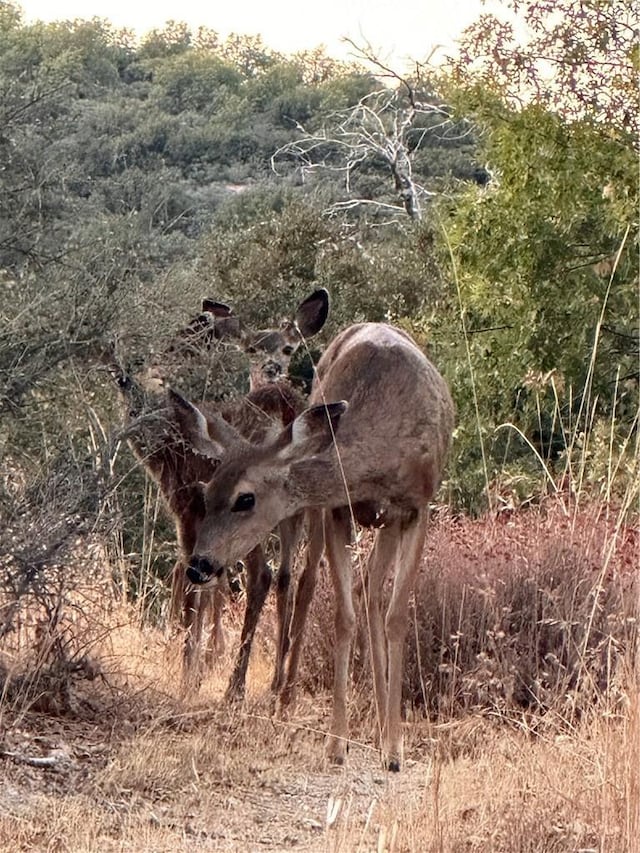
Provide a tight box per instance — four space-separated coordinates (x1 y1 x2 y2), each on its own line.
278 400 347 461
294 288 330 338
202 299 232 317
200 300 242 341
168 389 225 459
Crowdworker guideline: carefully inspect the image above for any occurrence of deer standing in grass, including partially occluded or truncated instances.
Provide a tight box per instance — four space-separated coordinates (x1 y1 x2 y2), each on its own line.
106 289 329 697
171 322 454 770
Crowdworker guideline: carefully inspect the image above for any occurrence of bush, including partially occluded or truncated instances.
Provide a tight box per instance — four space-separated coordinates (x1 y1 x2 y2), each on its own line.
301 499 638 727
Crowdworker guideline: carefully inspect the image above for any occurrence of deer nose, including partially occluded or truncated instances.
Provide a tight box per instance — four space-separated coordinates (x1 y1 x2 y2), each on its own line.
187 555 224 585
262 360 283 381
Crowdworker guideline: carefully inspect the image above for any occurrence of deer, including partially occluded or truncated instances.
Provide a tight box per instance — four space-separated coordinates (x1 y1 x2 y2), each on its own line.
155 289 328 392
105 288 330 697
170 321 455 771
160 289 329 685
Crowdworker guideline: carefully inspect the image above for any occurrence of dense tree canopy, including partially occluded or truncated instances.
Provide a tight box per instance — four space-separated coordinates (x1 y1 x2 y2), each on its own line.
434 0 638 506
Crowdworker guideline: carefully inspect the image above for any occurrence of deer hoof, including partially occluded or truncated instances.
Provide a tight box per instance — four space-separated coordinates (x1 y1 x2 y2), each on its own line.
326 735 348 766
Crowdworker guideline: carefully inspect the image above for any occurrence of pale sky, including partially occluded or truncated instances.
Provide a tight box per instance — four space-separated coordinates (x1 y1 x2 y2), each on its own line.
17 0 494 67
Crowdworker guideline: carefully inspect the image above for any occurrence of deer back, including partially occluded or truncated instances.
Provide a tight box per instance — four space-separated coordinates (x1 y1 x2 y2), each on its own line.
306 322 454 510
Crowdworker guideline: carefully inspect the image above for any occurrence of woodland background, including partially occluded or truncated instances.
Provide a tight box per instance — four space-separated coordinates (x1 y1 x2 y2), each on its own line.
0 2 638 848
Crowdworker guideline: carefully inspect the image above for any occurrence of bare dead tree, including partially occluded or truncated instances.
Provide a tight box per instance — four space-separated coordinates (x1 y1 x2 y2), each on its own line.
271 42 459 221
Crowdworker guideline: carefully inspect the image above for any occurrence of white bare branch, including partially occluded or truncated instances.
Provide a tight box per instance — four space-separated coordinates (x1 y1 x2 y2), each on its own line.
270 55 453 222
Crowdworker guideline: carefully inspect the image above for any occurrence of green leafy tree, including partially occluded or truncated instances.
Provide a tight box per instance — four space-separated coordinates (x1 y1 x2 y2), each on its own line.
434 0 639 507
137 19 192 59
150 51 243 115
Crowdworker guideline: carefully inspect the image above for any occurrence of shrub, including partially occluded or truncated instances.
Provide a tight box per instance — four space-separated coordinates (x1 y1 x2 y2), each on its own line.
301 499 638 728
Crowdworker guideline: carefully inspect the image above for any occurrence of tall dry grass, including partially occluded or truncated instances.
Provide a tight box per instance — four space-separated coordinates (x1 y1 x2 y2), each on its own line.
0 493 638 852
302 498 637 725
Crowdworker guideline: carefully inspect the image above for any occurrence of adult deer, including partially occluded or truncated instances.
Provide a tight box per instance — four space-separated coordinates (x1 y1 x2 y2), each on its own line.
106 289 329 696
171 322 455 770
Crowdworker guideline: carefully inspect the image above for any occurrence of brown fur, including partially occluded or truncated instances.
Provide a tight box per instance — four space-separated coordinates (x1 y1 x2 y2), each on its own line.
106 289 329 696
173 322 455 768
116 371 306 696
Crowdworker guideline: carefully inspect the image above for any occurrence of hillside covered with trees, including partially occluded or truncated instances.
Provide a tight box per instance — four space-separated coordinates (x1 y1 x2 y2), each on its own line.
0 1 638 847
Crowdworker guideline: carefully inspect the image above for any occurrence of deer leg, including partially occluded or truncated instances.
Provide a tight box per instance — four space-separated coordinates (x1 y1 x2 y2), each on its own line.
271 513 302 693
324 507 356 765
204 587 226 667
224 545 271 702
384 509 428 771
364 523 401 745
280 510 324 708
169 557 188 626
181 584 203 693
176 522 207 690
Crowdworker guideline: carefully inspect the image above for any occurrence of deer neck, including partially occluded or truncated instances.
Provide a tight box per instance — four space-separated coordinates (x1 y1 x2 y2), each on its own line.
287 452 362 510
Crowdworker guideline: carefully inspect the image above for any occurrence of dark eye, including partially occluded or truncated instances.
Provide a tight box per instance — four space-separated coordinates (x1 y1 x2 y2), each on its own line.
282 345 294 356
231 492 255 512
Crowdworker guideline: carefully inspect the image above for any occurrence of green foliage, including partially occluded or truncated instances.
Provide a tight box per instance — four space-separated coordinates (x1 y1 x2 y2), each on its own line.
432 86 638 510
193 193 445 338
138 19 192 59
424 0 638 510
150 51 243 115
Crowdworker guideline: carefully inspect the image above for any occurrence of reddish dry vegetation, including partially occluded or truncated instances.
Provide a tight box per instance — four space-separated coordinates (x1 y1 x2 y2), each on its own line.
0 498 638 851
304 499 637 724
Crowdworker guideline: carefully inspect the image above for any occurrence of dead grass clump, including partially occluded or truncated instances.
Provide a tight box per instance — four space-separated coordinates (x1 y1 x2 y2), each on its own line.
410 501 637 724
302 499 638 729
0 542 116 718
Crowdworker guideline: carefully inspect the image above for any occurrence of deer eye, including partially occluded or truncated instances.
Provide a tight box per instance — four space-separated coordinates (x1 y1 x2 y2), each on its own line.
282 345 294 356
246 345 257 355
231 492 255 512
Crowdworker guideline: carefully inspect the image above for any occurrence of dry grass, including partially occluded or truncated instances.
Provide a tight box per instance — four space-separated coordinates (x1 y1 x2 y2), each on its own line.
0 685 637 851
304 498 638 724
0 499 638 852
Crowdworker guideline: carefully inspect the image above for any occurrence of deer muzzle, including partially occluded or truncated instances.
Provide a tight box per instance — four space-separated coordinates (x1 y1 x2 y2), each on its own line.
262 360 283 381
187 555 224 585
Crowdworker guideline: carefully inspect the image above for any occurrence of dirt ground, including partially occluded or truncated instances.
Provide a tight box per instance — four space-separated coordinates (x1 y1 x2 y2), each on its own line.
0 688 442 853
3 678 632 853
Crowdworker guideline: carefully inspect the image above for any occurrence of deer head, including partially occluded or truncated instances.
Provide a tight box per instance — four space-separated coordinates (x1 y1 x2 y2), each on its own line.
176 300 243 350
168 388 347 583
151 287 329 391
234 288 329 389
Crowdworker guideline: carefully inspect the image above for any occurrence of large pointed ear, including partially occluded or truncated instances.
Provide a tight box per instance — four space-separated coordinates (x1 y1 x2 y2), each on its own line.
169 388 227 459
202 299 232 317
294 288 330 339
277 400 347 461
201 299 242 341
